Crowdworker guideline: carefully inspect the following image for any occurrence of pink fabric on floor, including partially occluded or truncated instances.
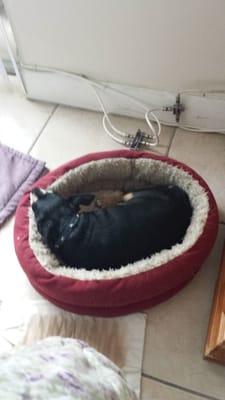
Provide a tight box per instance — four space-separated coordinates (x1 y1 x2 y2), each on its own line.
0 143 46 226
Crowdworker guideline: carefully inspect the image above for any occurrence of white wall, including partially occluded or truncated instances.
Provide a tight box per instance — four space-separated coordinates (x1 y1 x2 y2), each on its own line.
3 0 225 91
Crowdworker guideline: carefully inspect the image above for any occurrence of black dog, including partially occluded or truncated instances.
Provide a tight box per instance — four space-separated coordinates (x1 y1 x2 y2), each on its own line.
31 185 192 270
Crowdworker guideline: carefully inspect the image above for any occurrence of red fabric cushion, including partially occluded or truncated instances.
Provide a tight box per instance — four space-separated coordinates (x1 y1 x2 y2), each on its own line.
14 150 219 316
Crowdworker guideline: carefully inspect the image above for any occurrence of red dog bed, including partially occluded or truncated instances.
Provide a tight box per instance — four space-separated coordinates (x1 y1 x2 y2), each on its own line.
14 150 218 316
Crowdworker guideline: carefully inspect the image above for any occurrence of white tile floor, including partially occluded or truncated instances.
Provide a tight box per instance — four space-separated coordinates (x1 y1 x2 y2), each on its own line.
1 77 225 399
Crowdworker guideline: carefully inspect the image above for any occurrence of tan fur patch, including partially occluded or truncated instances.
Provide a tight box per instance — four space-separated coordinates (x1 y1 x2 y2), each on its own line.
96 190 124 208
79 200 96 213
79 190 124 214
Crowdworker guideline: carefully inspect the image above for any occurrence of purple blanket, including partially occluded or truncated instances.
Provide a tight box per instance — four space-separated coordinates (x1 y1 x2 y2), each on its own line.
0 143 46 226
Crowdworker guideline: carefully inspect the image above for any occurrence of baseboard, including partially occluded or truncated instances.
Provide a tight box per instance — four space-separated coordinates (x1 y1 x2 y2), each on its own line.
21 68 225 132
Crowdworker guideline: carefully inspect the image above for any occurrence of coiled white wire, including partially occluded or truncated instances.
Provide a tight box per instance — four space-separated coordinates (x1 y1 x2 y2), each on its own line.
20 63 161 148
90 84 161 147
20 63 225 139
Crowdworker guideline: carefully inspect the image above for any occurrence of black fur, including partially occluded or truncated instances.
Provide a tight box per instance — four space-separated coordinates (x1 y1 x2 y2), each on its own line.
31 185 193 270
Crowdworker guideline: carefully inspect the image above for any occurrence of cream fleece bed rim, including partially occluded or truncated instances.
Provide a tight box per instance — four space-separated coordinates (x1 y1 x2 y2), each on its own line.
28 156 209 281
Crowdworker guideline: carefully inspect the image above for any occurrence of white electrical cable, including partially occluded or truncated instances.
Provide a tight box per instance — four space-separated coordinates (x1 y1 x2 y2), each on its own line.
94 84 163 146
20 63 225 137
89 83 225 134
179 89 225 95
159 113 225 133
20 63 161 148
89 84 129 138
91 85 162 147
161 121 225 133
89 85 128 145
172 89 225 133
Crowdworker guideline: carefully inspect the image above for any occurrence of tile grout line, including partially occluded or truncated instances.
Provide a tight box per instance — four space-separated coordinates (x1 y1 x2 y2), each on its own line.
141 373 221 400
27 104 58 154
165 127 177 156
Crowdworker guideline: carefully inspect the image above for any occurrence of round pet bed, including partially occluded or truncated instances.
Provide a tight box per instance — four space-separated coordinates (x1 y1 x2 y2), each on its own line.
14 150 219 317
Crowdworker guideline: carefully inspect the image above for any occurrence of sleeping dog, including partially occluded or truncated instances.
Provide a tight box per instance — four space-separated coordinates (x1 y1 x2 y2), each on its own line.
31 185 192 271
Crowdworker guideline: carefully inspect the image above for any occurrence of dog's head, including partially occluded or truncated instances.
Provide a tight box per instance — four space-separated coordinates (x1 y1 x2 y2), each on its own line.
31 188 95 246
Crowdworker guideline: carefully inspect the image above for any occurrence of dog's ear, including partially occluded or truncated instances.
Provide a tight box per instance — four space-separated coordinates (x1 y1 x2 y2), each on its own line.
68 193 95 208
31 188 47 199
